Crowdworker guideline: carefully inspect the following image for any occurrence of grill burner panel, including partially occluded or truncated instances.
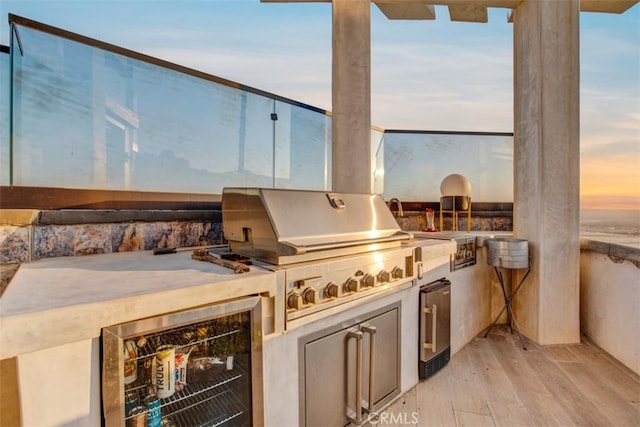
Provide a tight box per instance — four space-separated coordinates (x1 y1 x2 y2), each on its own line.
267 247 414 322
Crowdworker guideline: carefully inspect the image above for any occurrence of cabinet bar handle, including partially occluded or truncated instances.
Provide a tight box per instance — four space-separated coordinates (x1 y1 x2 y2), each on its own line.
361 325 377 413
423 304 437 352
347 330 363 424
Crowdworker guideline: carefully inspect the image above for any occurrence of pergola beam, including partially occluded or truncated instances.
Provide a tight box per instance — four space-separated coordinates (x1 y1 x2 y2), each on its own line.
375 2 436 20
447 2 489 22
409 0 522 7
580 0 638 13
262 0 639 18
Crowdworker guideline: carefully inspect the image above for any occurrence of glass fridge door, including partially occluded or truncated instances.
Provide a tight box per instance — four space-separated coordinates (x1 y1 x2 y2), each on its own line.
102 297 262 426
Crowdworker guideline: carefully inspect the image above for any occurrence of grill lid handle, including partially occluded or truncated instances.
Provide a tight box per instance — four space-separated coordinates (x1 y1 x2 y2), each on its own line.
326 192 346 210
277 231 412 256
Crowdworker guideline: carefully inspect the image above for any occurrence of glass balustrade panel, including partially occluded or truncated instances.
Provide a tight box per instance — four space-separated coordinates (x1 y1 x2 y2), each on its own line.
382 132 513 202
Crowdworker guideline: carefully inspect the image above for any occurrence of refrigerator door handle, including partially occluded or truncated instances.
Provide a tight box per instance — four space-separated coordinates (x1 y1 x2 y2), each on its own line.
423 304 437 353
360 324 377 413
347 330 364 425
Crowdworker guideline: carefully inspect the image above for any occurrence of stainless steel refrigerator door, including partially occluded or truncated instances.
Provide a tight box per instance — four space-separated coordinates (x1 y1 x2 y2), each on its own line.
420 282 451 362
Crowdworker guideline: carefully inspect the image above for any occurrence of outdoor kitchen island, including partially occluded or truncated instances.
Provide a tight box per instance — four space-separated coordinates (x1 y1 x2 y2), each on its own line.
0 235 463 426
0 250 280 426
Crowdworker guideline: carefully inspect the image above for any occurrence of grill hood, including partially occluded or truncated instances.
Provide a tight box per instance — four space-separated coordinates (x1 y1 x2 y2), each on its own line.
222 188 411 265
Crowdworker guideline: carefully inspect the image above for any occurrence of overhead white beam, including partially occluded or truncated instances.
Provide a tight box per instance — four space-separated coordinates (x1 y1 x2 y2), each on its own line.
580 0 638 13
448 3 489 22
262 0 639 15
375 2 436 19
263 0 522 6
423 0 522 7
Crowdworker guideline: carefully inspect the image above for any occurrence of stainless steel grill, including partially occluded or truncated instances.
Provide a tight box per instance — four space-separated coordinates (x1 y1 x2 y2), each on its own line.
222 188 411 265
221 188 416 326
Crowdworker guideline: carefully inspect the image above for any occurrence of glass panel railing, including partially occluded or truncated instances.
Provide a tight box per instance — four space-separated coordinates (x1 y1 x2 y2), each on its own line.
7 19 338 194
273 101 331 190
10 25 282 193
12 25 99 189
382 132 513 202
7 17 512 200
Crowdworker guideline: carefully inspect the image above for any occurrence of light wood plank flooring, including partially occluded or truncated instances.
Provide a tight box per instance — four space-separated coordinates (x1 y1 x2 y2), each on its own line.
375 326 640 427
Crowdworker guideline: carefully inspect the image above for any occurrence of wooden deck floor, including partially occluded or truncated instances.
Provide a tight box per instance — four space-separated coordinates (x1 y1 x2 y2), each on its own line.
377 326 640 427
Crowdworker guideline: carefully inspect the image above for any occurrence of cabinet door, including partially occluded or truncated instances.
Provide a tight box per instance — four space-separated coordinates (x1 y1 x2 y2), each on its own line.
361 307 399 411
304 326 359 427
302 306 400 427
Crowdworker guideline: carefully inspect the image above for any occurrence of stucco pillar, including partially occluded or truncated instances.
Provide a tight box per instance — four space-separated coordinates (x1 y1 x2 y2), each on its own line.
331 0 372 193
513 0 581 344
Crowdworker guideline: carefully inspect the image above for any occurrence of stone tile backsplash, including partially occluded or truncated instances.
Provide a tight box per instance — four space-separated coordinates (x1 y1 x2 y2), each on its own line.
1 212 511 265
395 212 513 233
0 226 30 264
1 221 224 264
33 225 77 259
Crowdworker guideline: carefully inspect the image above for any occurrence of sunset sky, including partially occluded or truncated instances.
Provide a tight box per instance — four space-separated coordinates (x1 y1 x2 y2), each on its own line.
1 0 638 209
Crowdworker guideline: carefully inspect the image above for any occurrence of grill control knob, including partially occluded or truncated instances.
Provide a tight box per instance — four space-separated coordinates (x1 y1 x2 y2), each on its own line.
378 270 391 283
302 287 318 305
287 290 303 310
344 278 359 293
391 266 404 280
361 273 375 288
324 282 339 299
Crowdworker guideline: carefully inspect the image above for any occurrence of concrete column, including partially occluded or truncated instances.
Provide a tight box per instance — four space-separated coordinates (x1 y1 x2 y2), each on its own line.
513 0 581 344
331 0 372 193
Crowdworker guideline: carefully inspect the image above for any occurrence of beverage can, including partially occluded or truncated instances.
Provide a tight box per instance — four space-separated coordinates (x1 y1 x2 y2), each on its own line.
126 406 147 427
124 340 138 385
152 345 176 398
144 394 162 427
124 391 139 416
175 346 193 392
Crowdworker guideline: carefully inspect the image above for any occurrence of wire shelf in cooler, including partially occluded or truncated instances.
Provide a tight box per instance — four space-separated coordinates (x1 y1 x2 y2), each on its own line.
162 386 247 427
130 328 243 362
162 363 246 410
124 362 247 423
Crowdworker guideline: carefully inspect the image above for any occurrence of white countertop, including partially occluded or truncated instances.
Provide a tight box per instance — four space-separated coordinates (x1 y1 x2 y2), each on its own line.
409 231 513 246
0 250 277 359
402 236 457 257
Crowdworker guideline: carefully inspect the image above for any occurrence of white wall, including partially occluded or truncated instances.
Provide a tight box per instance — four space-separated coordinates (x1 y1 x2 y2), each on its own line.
580 251 640 375
17 338 101 427
449 248 495 355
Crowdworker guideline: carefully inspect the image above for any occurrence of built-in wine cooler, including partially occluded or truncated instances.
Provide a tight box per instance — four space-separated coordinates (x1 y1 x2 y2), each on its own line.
101 297 263 426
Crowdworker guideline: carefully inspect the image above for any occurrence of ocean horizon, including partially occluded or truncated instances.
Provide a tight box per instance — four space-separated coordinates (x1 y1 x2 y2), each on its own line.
580 208 640 236
580 208 639 249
